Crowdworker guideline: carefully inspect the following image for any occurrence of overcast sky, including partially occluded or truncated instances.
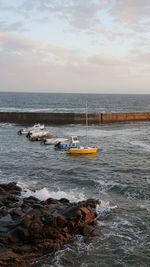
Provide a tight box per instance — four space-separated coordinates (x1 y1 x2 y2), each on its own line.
0 0 149 94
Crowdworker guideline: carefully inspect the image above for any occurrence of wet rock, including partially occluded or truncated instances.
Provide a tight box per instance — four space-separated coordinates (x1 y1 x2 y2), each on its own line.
59 198 70 203
0 182 21 194
45 198 59 205
0 182 100 266
20 215 33 228
32 203 44 209
10 209 24 217
57 216 67 228
82 224 95 236
23 196 40 205
0 249 22 266
0 207 8 217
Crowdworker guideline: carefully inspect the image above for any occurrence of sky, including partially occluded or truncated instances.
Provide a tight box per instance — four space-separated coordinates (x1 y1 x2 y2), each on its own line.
0 0 150 94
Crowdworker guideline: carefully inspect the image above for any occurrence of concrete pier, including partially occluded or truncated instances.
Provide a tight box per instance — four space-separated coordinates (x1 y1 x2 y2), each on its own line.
0 112 150 125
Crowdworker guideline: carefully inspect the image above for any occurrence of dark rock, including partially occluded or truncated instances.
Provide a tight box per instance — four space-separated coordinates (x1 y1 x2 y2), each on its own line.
0 182 100 266
0 207 8 217
23 196 40 205
59 198 70 203
32 203 44 209
62 206 79 218
82 224 95 236
20 215 33 228
10 209 24 217
0 182 21 194
57 216 67 228
0 249 22 266
17 226 30 241
45 198 59 205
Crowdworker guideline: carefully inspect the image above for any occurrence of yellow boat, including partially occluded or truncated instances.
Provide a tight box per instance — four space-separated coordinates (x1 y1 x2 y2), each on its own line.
66 146 98 154
66 103 98 155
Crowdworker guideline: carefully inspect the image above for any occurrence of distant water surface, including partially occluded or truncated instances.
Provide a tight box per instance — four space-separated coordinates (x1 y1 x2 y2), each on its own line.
0 92 150 113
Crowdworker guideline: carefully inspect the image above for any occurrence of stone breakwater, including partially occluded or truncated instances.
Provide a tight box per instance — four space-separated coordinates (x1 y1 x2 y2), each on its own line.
0 182 100 266
0 112 150 125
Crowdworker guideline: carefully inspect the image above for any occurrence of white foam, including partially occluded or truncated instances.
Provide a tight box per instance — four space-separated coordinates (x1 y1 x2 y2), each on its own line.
18 183 118 214
96 200 117 215
18 183 85 202
139 204 150 212
0 122 14 127
147 178 150 184
21 187 51 200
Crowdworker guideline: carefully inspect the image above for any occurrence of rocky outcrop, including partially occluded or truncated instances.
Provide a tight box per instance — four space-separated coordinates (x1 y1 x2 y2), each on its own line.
0 182 100 266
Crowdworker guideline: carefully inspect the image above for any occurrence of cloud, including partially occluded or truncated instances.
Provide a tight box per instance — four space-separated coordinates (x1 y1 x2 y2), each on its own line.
0 20 25 32
0 32 149 94
110 0 150 25
129 48 150 65
37 0 102 30
0 0 18 12
0 32 79 62
89 53 121 66
14 0 109 30
1 50 149 94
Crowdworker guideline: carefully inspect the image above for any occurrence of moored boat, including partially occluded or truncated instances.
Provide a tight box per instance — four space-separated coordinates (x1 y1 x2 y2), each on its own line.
66 103 98 155
27 131 49 141
18 123 45 135
55 136 80 149
30 135 52 141
66 146 98 154
42 137 69 145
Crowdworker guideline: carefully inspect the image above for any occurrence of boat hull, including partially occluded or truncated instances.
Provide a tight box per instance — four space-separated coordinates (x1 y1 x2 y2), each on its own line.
67 147 98 154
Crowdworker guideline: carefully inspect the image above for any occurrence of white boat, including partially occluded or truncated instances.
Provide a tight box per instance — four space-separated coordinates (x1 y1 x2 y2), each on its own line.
27 131 49 141
42 137 69 145
55 136 80 149
28 131 49 138
18 123 45 135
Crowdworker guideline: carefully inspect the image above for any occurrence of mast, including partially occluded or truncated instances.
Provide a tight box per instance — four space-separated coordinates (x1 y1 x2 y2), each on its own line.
86 101 88 144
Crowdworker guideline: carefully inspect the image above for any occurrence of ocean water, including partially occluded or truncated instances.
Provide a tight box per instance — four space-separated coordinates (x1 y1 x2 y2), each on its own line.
0 92 150 266
0 92 150 113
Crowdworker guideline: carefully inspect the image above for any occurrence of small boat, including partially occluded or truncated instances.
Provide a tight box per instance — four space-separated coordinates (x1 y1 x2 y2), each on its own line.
42 137 69 145
29 135 51 141
27 131 49 141
55 136 80 149
66 146 98 154
30 135 52 142
18 123 45 135
66 103 98 155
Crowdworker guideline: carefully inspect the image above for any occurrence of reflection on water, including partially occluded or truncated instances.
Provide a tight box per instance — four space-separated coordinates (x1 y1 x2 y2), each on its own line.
66 152 98 158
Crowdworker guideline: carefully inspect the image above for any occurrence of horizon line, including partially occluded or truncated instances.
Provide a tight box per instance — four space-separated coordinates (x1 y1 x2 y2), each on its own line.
0 91 150 96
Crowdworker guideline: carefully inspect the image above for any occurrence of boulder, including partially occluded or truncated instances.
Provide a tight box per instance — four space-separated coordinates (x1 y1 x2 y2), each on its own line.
0 182 101 266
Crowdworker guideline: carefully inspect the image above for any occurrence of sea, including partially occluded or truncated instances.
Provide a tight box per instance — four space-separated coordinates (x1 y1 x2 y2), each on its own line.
0 92 150 267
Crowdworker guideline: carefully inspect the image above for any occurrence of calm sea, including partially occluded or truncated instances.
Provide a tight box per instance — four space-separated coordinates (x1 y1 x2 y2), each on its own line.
0 92 150 267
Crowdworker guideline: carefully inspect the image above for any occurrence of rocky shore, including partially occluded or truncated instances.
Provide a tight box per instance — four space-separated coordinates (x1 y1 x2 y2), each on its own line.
0 182 100 266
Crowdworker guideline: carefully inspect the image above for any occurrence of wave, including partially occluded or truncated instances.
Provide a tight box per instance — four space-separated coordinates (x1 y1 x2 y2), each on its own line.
0 122 15 127
96 200 117 218
0 107 88 113
17 183 118 218
129 141 150 152
18 182 85 202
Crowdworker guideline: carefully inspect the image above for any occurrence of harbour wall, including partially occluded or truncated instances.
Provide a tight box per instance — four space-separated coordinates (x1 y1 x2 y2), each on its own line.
0 112 150 125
